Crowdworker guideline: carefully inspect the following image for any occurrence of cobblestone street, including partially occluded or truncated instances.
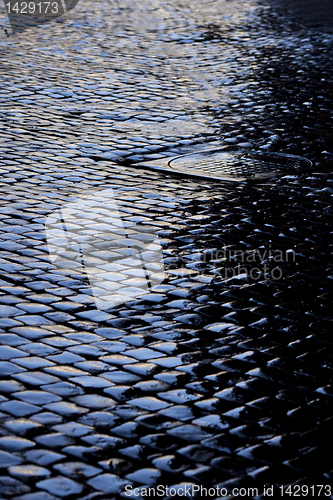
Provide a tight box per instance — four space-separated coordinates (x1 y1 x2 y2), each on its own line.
0 0 333 498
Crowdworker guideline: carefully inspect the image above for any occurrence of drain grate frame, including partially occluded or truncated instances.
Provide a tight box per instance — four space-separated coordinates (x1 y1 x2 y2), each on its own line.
133 147 312 183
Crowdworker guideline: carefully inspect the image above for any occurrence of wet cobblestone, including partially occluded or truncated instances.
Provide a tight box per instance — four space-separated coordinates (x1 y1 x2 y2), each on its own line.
0 0 333 497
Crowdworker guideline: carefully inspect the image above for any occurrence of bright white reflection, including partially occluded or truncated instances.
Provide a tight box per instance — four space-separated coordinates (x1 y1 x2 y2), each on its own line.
45 189 166 311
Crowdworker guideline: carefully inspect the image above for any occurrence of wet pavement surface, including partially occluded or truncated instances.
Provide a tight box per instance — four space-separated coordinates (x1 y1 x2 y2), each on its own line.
0 0 333 497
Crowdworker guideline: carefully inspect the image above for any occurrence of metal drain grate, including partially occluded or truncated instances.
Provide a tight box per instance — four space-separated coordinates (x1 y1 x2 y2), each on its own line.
134 148 312 182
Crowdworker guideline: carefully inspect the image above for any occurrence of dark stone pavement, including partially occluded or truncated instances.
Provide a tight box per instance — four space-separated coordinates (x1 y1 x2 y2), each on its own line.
265 0 333 29
0 0 333 498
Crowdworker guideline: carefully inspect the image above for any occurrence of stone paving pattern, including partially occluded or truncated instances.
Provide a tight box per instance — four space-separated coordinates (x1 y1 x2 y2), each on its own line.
0 0 333 498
